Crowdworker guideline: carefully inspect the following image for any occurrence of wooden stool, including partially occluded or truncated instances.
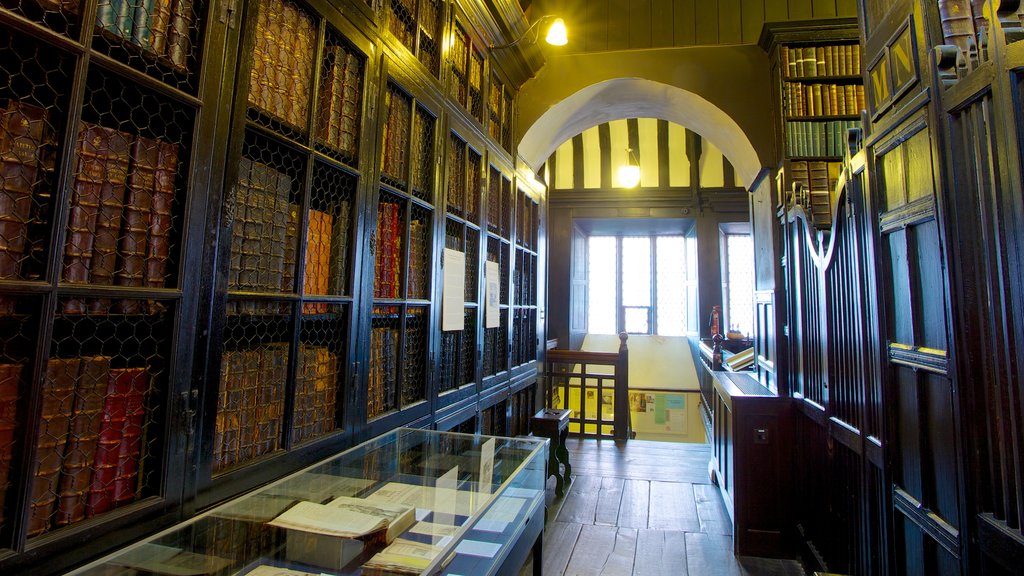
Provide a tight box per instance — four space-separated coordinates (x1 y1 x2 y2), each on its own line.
531 408 572 497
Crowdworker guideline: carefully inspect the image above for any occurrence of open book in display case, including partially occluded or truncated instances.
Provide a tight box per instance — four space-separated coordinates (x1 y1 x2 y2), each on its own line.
68 428 547 576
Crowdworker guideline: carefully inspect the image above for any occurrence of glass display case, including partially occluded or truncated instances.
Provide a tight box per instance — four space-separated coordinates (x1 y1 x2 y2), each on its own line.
69 429 548 576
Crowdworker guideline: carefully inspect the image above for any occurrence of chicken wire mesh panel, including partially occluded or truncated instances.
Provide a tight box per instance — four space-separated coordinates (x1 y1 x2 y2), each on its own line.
91 0 206 94
446 132 465 217
294 304 346 444
417 0 441 77
528 253 537 305
500 174 511 239
513 248 523 306
62 69 193 306
486 236 508 305
245 0 317 138
401 305 427 407
438 329 459 395
465 226 478 303
0 29 75 284
380 82 411 191
0 301 39 538
1 0 81 38
386 0 415 53
373 192 405 300
411 105 434 202
501 89 513 152
315 29 364 166
448 23 483 123
487 74 501 143
444 217 462 252
226 131 304 307
367 305 399 419
486 165 499 234
406 203 431 300
214 301 292 474
466 147 481 222
307 161 356 301
31 297 172 536
461 307 476 385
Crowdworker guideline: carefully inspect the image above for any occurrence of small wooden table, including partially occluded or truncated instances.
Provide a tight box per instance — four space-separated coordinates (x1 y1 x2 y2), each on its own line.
531 408 572 497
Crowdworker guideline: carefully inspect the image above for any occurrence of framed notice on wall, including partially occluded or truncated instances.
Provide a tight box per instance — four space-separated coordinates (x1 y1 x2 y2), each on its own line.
442 248 465 331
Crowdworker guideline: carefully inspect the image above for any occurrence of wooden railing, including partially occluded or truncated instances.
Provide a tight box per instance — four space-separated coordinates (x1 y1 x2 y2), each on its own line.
543 333 630 440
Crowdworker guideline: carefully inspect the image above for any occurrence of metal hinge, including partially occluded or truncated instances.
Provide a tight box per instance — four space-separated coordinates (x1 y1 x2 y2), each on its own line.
220 0 238 28
181 389 199 444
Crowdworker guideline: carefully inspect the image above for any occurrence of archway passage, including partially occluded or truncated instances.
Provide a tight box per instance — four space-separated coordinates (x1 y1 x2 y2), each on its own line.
518 77 765 188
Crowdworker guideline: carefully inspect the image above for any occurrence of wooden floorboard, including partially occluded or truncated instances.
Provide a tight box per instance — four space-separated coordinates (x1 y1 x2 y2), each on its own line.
616 479 650 529
633 529 689 576
536 438 803 576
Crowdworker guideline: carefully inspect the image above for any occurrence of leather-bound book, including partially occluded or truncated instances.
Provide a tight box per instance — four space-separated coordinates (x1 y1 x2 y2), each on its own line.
114 136 159 314
339 51 362 156
254 345 286 456
144 140 178 315
227 157 252 294
317 46 343 148
269 168 290 294
938 0 976 58
62 125 108 314
27 357 81 536
166 0 193 71
111 367 149 505
235 349 260 464
302 209 331 314
54 355 111 526
85 365 138 517
0 363 22 527
87 128 132 315
0 101 50 284
326 199 350 296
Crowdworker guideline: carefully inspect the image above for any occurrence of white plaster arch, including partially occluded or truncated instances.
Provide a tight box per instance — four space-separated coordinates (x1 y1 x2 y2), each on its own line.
518 77 764 188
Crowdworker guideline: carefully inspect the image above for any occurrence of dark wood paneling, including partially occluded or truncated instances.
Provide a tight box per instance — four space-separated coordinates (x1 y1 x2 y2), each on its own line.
607 0 631 51
789 0 813 20
811 0 836 18
676 0 697 45
628 0 653 49
835 0 856 16
695 0 721 45
741 0 767 43
585 0 611 54
718 0 743 44
651 0 675 48
765 0 790 22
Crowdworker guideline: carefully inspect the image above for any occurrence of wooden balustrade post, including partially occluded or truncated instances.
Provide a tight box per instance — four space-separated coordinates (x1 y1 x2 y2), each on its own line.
614 332 630 440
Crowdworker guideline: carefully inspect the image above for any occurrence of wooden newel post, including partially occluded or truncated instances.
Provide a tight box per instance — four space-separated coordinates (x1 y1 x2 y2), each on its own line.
614 332 630 440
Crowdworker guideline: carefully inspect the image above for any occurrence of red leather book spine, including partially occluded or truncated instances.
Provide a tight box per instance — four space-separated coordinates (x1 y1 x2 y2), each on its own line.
85 364 134 517
0 363 23 527
110 367 149 505
145 140 178 290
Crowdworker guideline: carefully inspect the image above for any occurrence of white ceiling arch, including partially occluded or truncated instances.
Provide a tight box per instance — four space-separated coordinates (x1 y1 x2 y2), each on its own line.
518 77 764 188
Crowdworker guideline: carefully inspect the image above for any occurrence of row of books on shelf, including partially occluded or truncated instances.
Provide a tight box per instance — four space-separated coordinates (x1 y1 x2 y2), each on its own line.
380 89 411 182
214 345 288 472
367 326 398 419
788 160 842 195
5 357 152 536
293 346 339 444
785 120 860 158
374 203 402 299
90 0 194 71
248 0 315 130
317 45 363 157
784 82 865 118
782 43 861 78
64 122 179 315
303 202 351 314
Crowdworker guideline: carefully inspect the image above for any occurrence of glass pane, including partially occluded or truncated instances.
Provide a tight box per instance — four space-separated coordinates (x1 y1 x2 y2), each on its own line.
621 237 650 307
656 236 686 336
624 307 649 334
587 236 616 335
726 234 755 337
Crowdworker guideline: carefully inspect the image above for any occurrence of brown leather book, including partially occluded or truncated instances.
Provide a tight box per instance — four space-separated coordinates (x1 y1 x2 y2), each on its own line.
235 349 260 464
0 101 50 284
255 345 286 456
27 357 81 537
302 209 331 314
87 128 132 315
938 0 975 57
145 140 178 290
327 199 350 296
114 136 159 314
214 350 245 472
166 0 193 71
269 168 291 294
227 157 251 294
0 363 22 528
110 367 149 506
54 355 111 526
339 51 362 156
62 125 108 314
317 46 343 149
287 2 315 130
